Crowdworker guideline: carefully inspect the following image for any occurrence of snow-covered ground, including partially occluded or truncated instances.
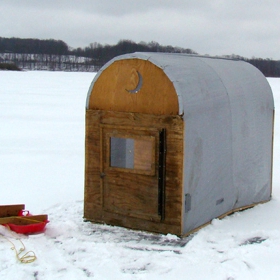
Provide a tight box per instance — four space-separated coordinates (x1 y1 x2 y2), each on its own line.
0 71 280 279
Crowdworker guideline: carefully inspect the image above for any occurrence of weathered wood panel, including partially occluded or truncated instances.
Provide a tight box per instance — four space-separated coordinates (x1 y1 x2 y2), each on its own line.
103 172 160 221
134 138 154 171
88 59 179 115
84 110 184 235
0 204 25 217
84 111 102 220
101 211 181 236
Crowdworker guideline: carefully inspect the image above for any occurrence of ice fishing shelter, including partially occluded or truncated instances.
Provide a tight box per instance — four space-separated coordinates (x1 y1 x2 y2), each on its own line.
84 52 274 236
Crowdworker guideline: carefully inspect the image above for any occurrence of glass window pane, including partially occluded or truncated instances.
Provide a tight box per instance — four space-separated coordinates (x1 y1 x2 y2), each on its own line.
110 137 134 169
110 136 155 172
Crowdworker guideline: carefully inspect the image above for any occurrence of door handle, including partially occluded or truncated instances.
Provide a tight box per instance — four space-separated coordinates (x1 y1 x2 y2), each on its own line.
100 172 106 178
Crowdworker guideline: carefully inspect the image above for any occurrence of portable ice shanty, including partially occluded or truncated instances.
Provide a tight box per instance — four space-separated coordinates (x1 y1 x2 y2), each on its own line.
84 52 274 236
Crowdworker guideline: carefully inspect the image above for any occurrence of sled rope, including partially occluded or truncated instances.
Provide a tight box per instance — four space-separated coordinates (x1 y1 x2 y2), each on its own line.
0 226 37 264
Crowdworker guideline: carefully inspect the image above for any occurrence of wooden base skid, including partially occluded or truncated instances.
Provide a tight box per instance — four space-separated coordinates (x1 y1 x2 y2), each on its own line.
85 211 181 236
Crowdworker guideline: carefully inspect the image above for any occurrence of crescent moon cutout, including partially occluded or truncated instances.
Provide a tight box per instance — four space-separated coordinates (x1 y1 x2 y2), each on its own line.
126 71 143 94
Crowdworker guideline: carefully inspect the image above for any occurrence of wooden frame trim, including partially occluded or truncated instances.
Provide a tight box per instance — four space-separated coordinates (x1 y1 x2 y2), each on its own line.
100 124 160 176
99 125 105 208
270 108 275 197
105 133 156 176
100 123 161 132
158 129 166 220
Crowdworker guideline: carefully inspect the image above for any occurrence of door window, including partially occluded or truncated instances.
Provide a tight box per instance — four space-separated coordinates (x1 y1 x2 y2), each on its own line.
109 135 155 175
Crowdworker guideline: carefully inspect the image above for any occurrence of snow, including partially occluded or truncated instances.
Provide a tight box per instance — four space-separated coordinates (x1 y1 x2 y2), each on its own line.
1 71 280 279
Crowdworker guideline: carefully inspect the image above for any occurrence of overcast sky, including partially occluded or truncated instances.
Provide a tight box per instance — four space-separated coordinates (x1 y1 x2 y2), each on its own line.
0 0 279 59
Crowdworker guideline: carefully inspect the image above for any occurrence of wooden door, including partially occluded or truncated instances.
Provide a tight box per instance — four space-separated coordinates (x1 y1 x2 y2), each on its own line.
101 125 165 222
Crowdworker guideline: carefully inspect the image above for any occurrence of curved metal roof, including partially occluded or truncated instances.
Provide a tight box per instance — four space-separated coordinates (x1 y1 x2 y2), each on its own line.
86 52 274 116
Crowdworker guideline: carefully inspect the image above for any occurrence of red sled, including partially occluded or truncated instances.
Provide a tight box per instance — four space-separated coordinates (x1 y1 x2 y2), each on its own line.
0 204 49 234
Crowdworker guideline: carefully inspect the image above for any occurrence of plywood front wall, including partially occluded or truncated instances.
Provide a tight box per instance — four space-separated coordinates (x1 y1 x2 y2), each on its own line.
88 59 179 115
84 110 184 236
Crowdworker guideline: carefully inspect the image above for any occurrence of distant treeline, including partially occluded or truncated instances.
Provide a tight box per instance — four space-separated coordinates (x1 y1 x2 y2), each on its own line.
0 62 21 71
1 37 280 76
71 40 198 69
0 37 69 55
